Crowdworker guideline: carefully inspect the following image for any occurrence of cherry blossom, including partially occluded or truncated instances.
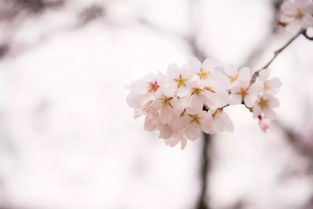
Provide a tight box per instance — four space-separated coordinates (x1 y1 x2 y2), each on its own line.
255 69 282 94
211 109 234 132
279 0 313 30
126 72 165 110
125 0 313 148
252 93 280 120
164 130 188 149
187 57 228 88
257 115 270 133
229 80 261 107
165 63 193 97
183 108 215 140
222 65 250 88
188 81 215 110
126 58 281 149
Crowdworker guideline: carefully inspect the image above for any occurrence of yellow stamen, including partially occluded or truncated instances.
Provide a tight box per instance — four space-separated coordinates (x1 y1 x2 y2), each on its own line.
160 96 173 106
238 88 248 97
188 114 201 124
229 75 238 82
175 75 187 88
264 82 270 90
192 88 203 95
198 68 210 79
258 98 269 109
295 9 304 19
204 86 216 93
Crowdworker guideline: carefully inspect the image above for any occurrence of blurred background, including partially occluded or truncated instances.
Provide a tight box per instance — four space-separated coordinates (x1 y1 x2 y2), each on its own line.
0 0 313 208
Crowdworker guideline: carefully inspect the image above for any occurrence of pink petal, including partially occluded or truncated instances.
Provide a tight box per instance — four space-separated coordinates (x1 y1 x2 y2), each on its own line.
185 123 201 140
228 94 242 105
201 118 215 134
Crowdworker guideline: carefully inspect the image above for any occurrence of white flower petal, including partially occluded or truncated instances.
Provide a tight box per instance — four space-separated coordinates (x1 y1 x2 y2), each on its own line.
185 123 201 140
263 108 277 120
144 117 157 131
203 57 220 70
253 105 262 118
269 96 280 108
228 94 242 105
177 86 191 97
238 67 251 81
268 78 282 89
159 124 173 139
223 64 237 77
215 112 234 132
160 106 173 124
188 57 202 72
167 63 180 78
244 95 257 107
180 137 187 149
201 118 215 134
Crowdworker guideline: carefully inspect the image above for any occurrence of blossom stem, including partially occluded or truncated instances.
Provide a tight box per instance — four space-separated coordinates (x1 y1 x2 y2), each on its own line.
250 28 305 84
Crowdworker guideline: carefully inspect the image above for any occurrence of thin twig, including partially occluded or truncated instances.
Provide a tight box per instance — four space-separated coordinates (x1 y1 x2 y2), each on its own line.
242 0 284 67
302 29 313 41
262 28 305 69
250 28 305 84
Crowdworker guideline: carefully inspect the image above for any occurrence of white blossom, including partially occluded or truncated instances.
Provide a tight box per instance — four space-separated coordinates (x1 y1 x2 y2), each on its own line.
229 80 261 107
222 65 251 88
253 93 280 120
126 57 281 148
256 69 282 94
183 108 215 140
280 0 313 30
211 109 234 132
165 63 193 97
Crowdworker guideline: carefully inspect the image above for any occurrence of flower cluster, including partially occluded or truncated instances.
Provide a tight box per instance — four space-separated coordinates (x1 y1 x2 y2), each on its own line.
126 58 281 149
279 0 313 30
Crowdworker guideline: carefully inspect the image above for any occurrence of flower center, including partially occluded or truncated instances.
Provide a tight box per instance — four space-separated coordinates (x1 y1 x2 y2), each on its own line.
238 88 248 97
264 82 270 90
192 88 203 95
175 75 187 88
198 68 210 79
295 9 304 19
258 98 269 109
188 114 201 124
229 75 238 82
147 81 160 93
160 96 173 106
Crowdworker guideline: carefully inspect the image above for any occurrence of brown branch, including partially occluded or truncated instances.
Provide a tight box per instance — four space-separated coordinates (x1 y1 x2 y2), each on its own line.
262 28 305 69
302 29 313 41
250 28 305 84
243 0 284 68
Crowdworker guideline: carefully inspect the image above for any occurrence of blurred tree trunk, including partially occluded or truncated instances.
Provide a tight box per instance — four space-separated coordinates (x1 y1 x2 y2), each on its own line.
196 133 211 209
